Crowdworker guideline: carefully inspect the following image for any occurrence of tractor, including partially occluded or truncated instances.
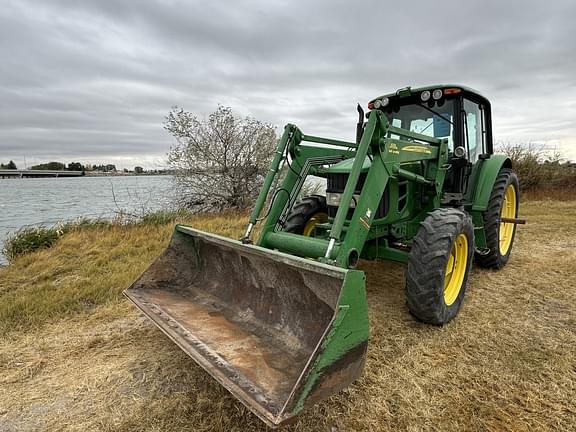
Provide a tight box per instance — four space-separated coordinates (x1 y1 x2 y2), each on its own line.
124 85 521 427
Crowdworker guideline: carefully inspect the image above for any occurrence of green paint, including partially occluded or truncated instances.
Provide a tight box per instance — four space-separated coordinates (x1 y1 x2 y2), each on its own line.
471 154 511 211
324 156 371 174
291 270 369 414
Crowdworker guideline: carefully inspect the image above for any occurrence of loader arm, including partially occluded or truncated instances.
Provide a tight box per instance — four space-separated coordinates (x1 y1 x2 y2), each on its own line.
255 109 449 268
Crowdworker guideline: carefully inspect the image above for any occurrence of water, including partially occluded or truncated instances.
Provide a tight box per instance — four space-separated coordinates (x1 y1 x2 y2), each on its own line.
0 175 175 265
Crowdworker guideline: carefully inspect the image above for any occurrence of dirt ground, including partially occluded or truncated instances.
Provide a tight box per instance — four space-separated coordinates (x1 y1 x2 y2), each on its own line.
0 201 574 431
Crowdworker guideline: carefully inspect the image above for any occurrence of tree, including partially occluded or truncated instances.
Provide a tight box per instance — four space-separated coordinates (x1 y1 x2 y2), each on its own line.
30 161 65 170
67 162 84 171
165 106 277 211
0 160 17 169
134 166 144 174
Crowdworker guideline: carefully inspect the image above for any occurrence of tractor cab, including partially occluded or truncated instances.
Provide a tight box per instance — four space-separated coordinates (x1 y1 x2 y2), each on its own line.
368 85 493 159
365 85 494 200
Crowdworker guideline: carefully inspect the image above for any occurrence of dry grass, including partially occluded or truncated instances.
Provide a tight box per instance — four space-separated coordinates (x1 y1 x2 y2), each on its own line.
522 187 576 201
1 202 575 431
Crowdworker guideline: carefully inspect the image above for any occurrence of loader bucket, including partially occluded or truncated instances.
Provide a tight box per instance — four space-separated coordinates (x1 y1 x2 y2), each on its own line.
124 225 369 427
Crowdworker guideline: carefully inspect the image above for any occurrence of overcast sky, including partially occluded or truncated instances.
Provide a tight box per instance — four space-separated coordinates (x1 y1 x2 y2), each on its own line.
1 0 575 169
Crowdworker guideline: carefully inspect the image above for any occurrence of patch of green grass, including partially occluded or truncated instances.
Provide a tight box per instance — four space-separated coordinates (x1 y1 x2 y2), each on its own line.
3 226 62 262
3 218 111 263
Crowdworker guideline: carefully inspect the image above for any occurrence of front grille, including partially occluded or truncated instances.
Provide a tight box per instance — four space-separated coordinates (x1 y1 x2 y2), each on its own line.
326 173 389 219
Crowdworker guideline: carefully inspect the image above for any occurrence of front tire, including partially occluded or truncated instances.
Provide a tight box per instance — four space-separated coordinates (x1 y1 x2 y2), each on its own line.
283 195 328 236
406 208 474 325
475 168 520 269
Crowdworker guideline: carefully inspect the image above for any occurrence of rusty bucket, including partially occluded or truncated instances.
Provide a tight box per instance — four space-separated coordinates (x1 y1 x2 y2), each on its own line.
124 225 369 427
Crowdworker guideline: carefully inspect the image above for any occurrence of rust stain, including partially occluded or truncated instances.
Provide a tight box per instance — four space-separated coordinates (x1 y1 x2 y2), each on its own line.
141 289 307 400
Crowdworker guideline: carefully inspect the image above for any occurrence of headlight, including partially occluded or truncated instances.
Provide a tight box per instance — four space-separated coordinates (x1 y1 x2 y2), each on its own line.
421 91 431 102
326 192 360 208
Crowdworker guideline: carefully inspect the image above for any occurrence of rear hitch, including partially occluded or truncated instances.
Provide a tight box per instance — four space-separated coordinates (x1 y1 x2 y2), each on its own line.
499 217 527 225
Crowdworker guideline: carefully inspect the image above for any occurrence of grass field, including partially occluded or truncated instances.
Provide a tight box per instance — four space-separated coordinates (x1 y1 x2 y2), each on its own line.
0 202 574 431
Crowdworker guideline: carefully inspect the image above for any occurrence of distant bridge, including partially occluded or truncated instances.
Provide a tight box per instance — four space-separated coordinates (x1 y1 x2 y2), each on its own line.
0 169 84 178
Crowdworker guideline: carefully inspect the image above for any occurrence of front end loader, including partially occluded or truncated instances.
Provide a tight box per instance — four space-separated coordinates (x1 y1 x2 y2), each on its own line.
124 85 522 427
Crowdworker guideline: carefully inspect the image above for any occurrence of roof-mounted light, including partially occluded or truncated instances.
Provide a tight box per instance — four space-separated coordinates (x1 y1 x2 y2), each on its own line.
421 90 431 102
432 89 443 100
369 97 390 110
444 88 462 95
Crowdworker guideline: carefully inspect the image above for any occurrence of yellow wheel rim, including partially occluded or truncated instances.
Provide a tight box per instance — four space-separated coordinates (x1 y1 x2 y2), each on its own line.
444 233 468 306
499 184 517 255
303 212 328 237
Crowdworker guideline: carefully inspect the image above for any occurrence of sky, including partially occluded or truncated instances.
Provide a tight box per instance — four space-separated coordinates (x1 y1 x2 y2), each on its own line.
1 0 575 169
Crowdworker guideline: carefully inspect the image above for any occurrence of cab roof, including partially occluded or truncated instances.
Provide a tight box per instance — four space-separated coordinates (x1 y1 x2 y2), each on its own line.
369 84 489 105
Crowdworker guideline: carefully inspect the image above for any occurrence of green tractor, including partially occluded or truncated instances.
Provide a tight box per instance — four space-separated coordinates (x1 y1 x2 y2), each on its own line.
125 85 522 427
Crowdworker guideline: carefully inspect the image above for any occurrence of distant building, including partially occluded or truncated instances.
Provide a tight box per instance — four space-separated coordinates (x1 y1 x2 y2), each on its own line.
134 166 144 174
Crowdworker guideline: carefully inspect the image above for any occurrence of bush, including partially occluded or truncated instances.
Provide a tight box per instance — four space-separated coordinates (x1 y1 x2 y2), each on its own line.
165 106 277 212
498 143 576 192
4 226 62 262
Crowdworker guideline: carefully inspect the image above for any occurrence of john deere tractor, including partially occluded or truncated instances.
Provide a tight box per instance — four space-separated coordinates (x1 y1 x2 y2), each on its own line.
125 85 521 427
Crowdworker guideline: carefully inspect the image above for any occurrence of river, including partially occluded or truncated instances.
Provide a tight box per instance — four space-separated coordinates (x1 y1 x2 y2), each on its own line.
0 175 175 265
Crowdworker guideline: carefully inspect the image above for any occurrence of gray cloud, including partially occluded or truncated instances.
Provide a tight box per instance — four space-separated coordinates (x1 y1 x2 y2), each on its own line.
1 0 575 169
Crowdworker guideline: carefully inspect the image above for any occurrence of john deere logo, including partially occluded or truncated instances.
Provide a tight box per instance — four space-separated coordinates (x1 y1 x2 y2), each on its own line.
403 145 432 154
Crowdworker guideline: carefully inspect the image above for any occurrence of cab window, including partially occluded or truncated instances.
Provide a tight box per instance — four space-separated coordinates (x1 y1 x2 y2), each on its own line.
385 100 455 149
463 99 485 162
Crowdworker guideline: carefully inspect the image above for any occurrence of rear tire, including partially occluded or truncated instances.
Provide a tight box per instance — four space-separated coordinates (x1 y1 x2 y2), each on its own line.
283 195 328 236
475 168 519 269
406 208 474 325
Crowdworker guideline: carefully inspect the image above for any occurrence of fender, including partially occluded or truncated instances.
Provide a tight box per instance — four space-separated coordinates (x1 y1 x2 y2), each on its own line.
471 155 512 212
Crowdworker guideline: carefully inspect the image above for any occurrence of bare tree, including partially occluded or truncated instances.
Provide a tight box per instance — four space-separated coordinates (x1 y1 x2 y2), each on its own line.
165 106 277 212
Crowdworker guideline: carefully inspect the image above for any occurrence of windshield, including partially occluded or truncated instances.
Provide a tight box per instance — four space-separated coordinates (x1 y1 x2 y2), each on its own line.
384 100 455 149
